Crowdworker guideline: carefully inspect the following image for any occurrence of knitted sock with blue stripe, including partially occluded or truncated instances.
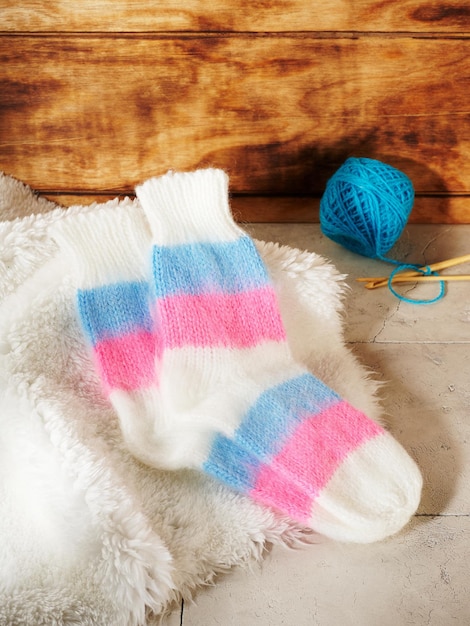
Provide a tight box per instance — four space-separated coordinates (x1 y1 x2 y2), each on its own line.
49 203 163 465
136 168 422 543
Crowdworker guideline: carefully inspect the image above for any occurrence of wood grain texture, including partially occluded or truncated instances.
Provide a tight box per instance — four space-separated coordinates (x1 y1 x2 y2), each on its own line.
1 35 469 210
1 0 470 33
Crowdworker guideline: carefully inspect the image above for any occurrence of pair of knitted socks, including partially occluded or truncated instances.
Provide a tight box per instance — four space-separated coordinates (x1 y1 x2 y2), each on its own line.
50 169 422 543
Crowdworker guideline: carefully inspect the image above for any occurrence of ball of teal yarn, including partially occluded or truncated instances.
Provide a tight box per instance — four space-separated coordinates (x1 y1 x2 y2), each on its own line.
320 157 414 260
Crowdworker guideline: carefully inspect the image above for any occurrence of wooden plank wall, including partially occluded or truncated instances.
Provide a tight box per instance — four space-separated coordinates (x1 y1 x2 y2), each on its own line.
1 1 470 222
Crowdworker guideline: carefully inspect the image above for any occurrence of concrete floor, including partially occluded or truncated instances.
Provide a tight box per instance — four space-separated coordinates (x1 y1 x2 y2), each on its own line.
165 223 470 626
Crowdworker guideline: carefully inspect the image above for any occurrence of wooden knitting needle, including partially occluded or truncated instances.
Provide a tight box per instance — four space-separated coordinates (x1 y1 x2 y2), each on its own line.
358 253 470 282
357 253 470 289
363 274 470 289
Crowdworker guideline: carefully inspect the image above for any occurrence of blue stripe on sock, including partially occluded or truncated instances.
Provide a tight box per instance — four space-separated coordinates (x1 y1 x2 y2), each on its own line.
152 235 269 297
78 280 152 344
233 374 340 461
203 374 340 492
203 434 261 493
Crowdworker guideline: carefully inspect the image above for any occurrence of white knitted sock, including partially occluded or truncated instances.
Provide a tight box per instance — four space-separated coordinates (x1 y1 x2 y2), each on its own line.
134 168 423 543
49 203 164 465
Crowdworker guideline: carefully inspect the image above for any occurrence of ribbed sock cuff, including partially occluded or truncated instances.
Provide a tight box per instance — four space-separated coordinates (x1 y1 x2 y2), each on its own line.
49 203 150 287
136 168 243 245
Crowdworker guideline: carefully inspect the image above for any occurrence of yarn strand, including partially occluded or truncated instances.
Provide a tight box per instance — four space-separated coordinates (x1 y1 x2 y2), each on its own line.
387 263 446 305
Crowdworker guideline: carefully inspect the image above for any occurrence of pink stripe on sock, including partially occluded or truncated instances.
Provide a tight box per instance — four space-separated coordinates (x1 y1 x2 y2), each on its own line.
251 467 314 523
94 330 156 391
254 402 384 507
157 287 287 348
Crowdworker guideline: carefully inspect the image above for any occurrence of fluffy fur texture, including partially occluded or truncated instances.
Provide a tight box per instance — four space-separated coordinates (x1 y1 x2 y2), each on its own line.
0 171 387 625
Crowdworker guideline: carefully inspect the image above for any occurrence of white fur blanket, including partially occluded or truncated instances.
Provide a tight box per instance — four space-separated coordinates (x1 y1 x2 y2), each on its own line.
0 173 382 625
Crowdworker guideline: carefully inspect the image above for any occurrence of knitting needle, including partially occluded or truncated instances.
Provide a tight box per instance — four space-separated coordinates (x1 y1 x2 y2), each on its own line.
361 274 470 289
362 274 470 289
358 253 470 283
357 253 470 289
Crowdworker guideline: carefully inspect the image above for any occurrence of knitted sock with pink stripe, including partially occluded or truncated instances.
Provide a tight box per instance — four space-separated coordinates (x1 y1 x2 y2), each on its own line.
49 203 164 464
136 168 422 543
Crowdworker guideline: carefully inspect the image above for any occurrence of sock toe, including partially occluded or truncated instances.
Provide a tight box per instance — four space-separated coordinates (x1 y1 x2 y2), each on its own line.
308 432 423 543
